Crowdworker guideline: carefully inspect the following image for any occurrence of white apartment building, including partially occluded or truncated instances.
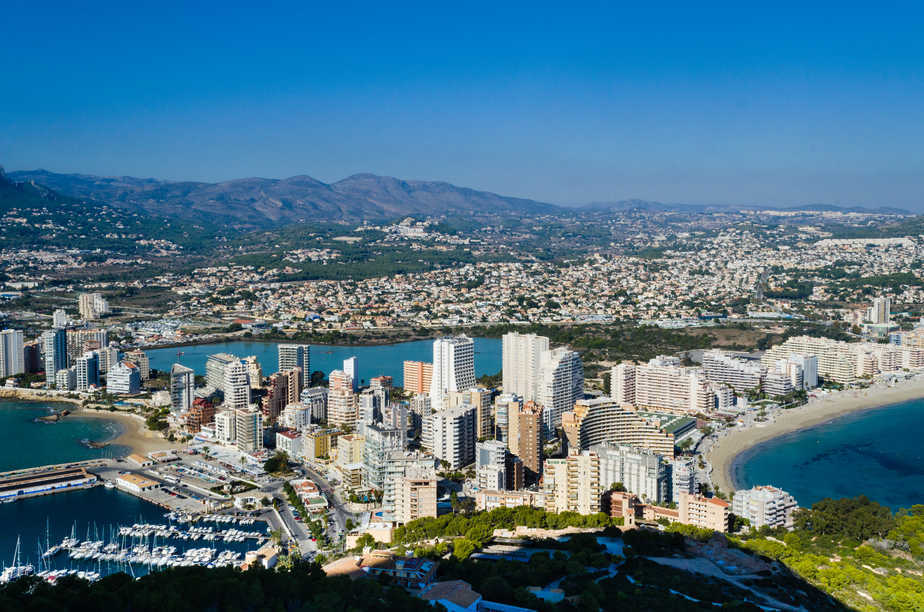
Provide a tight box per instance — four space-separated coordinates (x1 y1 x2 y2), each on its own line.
562 397 678 458
327 387 358 429
343 356 358 391
78 292 109 320
668 456 697 503
537 347 584 435
476 439 507 470
701 350 762 393
638 356 713 414
243 356 262 389
869 297 891 324
502 332 549 401
170 363 195 413
214 410 235 443
43 328 68 381
107 361 141 394
276 430 303 460
362 423 405 490
425 403 475 470
280 403 312 431
205 353 238 390
300 386 328 422
591 442 670 504
56 366 76 391
74 351 99 391
761 335 924 384
52 309 68 328
223 360 251 411
732 485 799 529
0 329 24 378
788 354 818 389
429 336 475 408
234 406 263 453
610 363 635 405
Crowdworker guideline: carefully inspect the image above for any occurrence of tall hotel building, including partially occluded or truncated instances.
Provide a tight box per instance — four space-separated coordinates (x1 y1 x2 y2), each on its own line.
170 364 195 413
429 336 475 408
403 360 433 395
0 329 24 378
223 360 251 411
42 328 68 382
537 347 583 434
503 332 583 435
278 344 310 388
502 332 549 401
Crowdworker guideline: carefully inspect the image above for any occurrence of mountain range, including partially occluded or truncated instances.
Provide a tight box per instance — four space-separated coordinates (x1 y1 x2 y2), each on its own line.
5 167 910 229
7 169 561 228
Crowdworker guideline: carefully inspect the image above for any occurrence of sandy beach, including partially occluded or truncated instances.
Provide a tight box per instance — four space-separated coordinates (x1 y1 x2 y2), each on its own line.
706 374 924 495
72 407 180 455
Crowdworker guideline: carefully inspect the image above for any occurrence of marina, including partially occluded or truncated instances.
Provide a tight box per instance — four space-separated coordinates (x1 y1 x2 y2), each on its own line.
0 487 269 583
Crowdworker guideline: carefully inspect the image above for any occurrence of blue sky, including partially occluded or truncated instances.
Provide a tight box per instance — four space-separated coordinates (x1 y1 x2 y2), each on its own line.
1 1 923 209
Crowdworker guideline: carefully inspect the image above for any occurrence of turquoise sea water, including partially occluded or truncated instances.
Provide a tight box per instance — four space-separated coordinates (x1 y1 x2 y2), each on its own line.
146 337 502 386
733 398 924 510
0 400 130 471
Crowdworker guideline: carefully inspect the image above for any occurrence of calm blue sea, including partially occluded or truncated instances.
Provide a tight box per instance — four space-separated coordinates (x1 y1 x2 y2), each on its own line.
0 401 130 471
733 398 924 510
145 337 502 386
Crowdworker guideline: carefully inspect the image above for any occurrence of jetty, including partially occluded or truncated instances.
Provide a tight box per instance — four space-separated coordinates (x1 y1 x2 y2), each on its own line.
0 467 98 502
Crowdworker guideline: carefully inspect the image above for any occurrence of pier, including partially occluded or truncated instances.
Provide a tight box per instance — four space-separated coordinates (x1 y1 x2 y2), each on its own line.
0 467 98 502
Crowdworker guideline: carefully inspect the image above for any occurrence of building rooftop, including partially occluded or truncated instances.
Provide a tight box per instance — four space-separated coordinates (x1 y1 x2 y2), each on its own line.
420 580 481 609
117 473 159 488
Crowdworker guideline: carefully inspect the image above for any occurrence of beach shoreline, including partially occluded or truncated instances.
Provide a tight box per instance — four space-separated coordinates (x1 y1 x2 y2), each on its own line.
71 407 180 456
0 389 177 456
706 374 924 495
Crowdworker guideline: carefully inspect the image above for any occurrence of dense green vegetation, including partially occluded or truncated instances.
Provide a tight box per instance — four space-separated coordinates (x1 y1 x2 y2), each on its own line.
263 451 289 474
466 322 718 364
393 506 622 559
0 562 429 612
736 497 924 611
436 529 839 611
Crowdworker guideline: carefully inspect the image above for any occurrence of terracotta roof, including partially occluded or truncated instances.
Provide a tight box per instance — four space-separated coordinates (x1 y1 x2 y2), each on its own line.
421 580 481 608
707 497 730 508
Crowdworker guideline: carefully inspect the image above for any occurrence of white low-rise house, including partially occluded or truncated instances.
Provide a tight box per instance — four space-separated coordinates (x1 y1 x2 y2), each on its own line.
732 485 799 529
275 429 304 460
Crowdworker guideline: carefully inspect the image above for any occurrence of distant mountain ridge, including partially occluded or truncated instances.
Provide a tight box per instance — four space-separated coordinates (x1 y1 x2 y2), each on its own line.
7 167 909 228
580 198 910 215
7 169 562 228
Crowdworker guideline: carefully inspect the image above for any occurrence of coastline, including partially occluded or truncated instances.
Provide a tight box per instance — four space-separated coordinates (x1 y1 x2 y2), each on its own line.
706 374 924 495
139 332 451 352
71 407 180 456
0 389 179 457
